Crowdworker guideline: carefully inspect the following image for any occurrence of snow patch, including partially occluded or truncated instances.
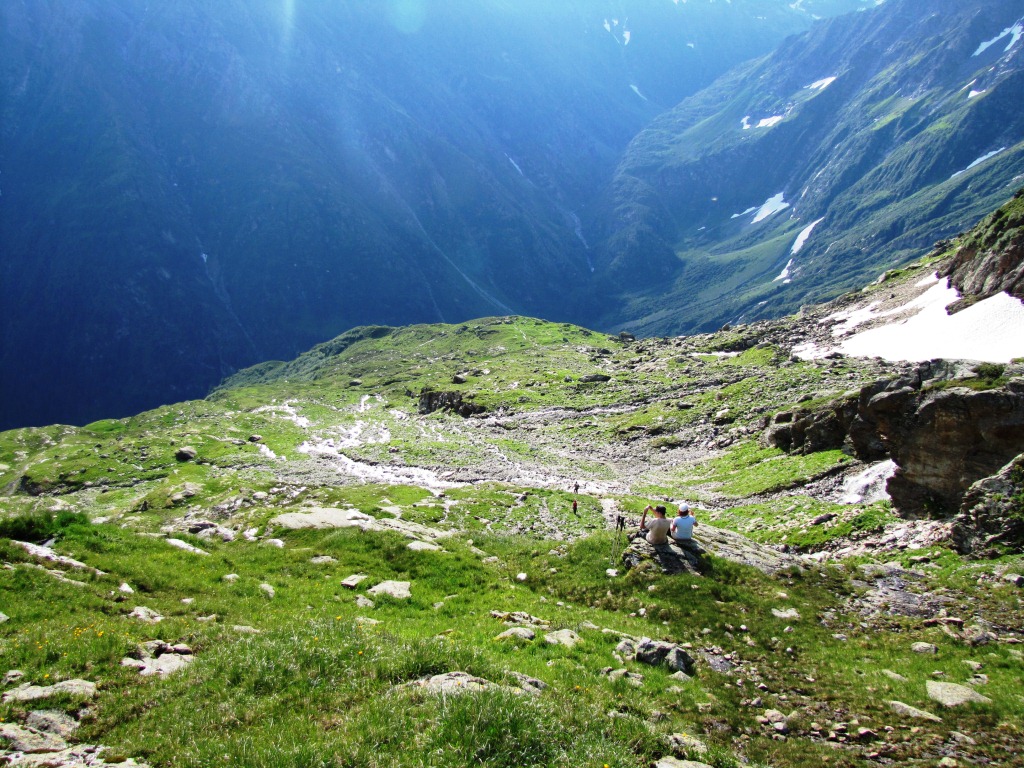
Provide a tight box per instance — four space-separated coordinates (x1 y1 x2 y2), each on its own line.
836 280 1024 363
951 147 1006 179
839 460 896 504
752 193 790 223
791 217 824 255
254 403 311 429
805 76 837 91
742 115 785 129
973 21 1023 57
773 259 794 283
506 154 524 176
968 89 986 99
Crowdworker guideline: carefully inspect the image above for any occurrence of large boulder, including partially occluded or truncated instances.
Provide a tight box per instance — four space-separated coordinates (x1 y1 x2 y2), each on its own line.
621 526 799 576
418 389 485 417
864 386 1024 518
952 454 1024 556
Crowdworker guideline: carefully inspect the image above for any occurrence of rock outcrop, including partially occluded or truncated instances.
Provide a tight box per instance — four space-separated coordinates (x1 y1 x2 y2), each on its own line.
951 455 1024 556
942 188 1024 308
766 361 1024 527
622 526 800 576
418 389 486 417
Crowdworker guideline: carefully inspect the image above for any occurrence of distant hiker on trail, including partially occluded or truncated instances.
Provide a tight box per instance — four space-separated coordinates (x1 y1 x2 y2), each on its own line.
572 499 579 516
638 504 671 545
671 504 696 542
573 481 580 494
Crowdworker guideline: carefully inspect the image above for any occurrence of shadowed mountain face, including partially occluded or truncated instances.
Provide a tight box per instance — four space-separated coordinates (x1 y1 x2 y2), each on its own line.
596 0 1024 335
0 0 963 430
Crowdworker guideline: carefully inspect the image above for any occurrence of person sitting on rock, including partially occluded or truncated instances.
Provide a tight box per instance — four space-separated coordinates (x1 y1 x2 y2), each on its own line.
638 504 671 545
671 504 702 552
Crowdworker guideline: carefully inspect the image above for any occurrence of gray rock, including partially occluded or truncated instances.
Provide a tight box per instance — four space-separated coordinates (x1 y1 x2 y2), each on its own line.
310 556 337 565
259 583 276 599
405 671 519 695
881 669 908 682
607 669 643 686
128 606 163 623
772 607 801 620
911 642 938 654
507 671 547 695
1004 573 1024 587
635 638 696 675
667 731 709 756
0 612 9 623
655 759 714 768
889 700 941 722
407 540 442 552
2 679 97 703
495 627 535 642
175 446 197 462
544 629 581 648
367 580 411 599
340 574 367 589
926 680 993 707
0 722 68 753
165 538 209 556
355 595 375 609
25 710 79 738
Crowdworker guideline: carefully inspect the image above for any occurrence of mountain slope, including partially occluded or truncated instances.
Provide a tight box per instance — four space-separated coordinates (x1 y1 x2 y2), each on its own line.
0 0 873 431
597 0 1024 335
2 219 1024 765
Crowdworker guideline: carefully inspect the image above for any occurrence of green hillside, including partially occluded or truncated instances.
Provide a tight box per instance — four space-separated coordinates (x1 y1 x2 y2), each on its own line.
2 295 1023 767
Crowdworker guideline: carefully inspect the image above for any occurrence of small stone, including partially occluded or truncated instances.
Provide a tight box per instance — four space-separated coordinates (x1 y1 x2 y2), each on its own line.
166 538 209 556
0 722 68 753
926 680 992 707
1003 573 1024 587
655 759 715 768
355 595 375 608
668 732 709 755
129 606 163 623
544 629 581 648
259 583 276 599
264 538 285 548
516 572 528 582
26 709 79 738
881 669 908 682
310 556 337 565
2 679 97 703
496 627 535 642
341 574 368 589
772 607 801 620
118 583 134 594
408 540 442 552
4 670 25 685
222 573 240 582
889 700 941 722
175 446 198 462
233 625 261 634
367 580 412 599
911 642 938 654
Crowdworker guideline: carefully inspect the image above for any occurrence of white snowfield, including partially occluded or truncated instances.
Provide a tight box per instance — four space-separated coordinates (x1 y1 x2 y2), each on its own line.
797 274 1024 363
973 21 1023 57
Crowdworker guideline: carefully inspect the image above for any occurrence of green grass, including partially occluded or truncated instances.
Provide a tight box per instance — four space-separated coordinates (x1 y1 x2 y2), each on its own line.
676 444 851 498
